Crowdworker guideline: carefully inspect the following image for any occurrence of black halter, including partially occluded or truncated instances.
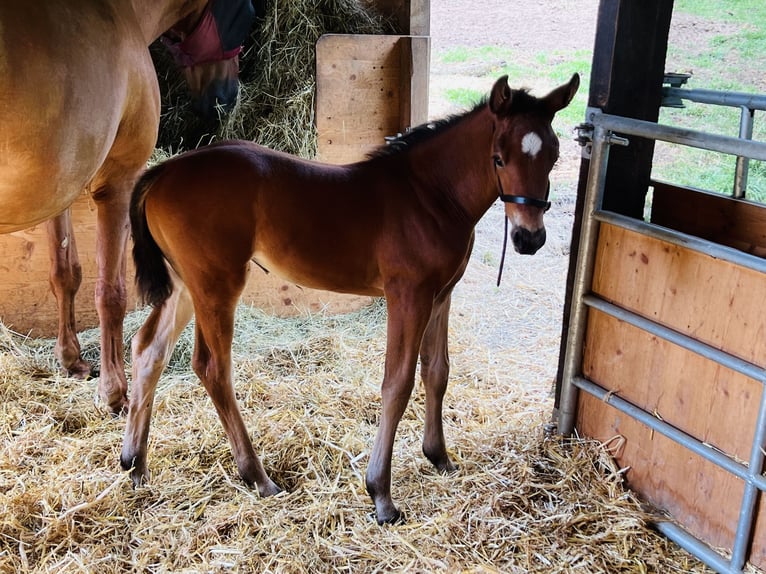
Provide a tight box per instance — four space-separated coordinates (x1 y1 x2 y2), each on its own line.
494 157 551 286
494 156 552 212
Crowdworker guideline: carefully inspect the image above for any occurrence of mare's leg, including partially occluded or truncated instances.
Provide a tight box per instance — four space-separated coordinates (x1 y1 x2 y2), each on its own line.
191 275 280 498
121 278 194 485
366 288 433 524
90 177 132 413
46 209 90 379
419 289 457 473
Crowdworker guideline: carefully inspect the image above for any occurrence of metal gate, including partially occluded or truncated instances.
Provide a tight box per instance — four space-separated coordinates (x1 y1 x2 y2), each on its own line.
557 108 766 573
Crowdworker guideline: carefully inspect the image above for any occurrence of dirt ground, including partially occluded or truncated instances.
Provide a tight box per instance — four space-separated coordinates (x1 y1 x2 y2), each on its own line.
426 0 598 400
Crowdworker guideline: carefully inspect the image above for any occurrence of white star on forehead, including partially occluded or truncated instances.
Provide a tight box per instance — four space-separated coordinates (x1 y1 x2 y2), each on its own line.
521 131 543 158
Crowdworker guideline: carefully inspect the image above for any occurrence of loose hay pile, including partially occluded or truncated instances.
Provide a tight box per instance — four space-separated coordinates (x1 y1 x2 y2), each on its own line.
153 0 395 156
0 299 734 573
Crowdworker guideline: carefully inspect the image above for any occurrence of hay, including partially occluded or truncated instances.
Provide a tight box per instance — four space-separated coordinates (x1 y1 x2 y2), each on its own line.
153 0 395 156
0 295 742 573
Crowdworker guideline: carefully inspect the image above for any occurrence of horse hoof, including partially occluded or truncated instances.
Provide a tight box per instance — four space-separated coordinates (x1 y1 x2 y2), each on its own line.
376 507 405 525
66 358 92 380
120 455 149 487
258 479 282 498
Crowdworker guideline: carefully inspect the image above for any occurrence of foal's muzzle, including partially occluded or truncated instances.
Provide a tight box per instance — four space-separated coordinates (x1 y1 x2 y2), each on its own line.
512 227 546 255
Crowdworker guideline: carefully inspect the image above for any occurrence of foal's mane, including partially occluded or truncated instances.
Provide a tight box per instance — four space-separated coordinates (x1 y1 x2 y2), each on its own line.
368 87 542 160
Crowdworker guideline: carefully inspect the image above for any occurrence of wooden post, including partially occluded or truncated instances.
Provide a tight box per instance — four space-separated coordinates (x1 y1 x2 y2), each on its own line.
554 0 675 414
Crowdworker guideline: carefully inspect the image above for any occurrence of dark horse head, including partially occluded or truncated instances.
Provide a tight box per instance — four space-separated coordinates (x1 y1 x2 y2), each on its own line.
161 0 255 119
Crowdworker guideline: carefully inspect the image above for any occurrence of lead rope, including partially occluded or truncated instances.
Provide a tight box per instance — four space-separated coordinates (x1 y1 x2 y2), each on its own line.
497 214 509 286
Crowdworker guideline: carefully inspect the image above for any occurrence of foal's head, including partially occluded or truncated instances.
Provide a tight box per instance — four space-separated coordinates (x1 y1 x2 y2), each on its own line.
489 74 580 254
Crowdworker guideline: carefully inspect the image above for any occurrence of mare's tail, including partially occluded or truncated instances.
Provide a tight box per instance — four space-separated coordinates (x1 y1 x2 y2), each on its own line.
130 165 173 307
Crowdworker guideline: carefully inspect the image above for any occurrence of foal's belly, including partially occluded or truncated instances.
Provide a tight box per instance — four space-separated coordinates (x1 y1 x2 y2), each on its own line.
252 251 385 298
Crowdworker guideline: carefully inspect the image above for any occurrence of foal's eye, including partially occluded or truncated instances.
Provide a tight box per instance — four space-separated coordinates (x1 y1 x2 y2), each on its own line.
493 155 505 168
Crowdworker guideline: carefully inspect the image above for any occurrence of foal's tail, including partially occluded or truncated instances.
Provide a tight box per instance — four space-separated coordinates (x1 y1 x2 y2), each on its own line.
130 165 173 308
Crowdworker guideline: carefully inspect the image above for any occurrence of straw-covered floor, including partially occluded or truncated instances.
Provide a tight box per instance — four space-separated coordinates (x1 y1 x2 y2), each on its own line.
0 292 738 573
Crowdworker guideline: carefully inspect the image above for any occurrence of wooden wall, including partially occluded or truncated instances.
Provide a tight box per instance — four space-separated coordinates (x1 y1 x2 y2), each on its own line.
577 213 766 567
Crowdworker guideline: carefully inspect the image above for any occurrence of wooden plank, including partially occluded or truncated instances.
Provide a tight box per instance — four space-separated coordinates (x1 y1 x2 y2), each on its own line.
579 222 766 567
577 391 747 556
315 33 430 165
316 34 403 165
399 35 430 129
651 181 766 257
592 223 766 368
582 309 759 463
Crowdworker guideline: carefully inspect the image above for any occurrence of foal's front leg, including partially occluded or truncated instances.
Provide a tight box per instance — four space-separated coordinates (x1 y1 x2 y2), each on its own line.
366 289 433 524
419 290 457 473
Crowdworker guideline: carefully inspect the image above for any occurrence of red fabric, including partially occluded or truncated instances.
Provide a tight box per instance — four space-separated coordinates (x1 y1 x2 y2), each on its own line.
162 6 242 68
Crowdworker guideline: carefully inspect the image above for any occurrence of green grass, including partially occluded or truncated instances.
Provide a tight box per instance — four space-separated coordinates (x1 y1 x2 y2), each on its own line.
654 0 766 201
437 2 766 202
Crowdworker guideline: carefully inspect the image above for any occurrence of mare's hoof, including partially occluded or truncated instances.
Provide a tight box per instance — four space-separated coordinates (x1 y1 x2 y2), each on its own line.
66 358 93 380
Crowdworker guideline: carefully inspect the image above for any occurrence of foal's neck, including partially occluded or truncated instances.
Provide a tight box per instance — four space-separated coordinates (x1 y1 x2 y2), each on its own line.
410 107 498 227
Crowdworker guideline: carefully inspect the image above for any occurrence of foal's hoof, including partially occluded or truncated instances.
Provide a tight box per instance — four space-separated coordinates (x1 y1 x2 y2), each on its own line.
376 507 405 525
257 479 282 498
120 455 149 487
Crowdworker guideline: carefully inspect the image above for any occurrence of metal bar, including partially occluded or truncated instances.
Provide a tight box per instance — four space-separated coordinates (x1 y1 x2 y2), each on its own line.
656 521 740 574
556 124 612 435
733 107 755 198
731 388 766 568
593 210 766 276
582 294 766 384
573 375 766 491
594 113 766 161
663 87 766 112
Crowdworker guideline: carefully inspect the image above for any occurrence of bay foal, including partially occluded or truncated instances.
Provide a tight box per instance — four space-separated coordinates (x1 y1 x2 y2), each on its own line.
122 74 579 523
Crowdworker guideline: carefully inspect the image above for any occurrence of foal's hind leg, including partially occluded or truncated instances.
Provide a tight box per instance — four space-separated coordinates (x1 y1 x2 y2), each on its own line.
191 282 280 498
46 210 90 379
419 290 457 473
121 278 194 485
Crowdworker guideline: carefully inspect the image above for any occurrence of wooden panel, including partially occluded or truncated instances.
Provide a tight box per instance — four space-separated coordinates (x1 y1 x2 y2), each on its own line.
592 223 766 368
0 194 370 337
315 34 429 165
579 222 766 567
577 391 747 555
651 181 766 257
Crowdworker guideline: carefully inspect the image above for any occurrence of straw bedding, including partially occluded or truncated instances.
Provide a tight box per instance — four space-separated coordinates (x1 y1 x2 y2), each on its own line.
0 294 737 573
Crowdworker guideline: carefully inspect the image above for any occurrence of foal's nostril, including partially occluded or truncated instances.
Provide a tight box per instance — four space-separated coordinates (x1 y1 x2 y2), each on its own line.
511 227 546 255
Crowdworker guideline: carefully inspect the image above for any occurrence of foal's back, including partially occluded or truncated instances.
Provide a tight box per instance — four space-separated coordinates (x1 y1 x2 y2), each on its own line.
140 141 419 297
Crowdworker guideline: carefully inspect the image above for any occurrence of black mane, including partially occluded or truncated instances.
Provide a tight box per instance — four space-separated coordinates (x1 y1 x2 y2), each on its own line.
367 87 543 160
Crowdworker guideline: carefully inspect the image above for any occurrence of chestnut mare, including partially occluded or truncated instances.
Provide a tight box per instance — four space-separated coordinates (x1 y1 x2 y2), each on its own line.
0 0 253 414
123 74 580 523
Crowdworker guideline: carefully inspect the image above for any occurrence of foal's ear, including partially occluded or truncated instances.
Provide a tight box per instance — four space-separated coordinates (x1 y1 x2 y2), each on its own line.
544 73 580 114
489 75 513 114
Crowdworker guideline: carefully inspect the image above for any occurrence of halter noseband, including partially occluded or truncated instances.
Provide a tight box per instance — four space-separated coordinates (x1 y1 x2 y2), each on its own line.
494 156 551 212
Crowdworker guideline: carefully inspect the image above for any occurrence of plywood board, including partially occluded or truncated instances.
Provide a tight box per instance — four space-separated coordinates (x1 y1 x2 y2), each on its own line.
651 182 766 257
578 222 766 566
591 223 766 368
316 34 429 165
